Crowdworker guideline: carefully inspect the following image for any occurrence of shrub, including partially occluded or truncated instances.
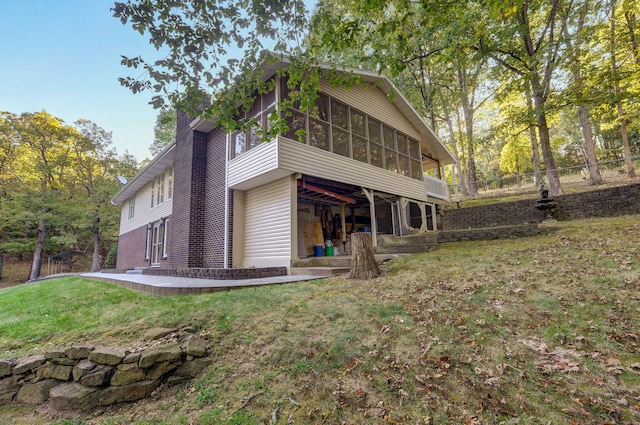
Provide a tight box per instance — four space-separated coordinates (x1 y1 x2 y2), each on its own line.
104 244 118 269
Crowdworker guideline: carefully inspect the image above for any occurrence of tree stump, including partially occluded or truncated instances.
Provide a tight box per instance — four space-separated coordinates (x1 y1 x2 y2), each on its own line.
345 232 379 279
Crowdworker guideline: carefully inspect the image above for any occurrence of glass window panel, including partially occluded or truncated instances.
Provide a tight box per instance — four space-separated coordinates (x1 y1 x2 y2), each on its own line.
150 179 155 208
385 149 398 173
309 118 329 151
247 124 261 149
128 197 135 220
383 125 396 150
370 142 383 167
158 173 164 204
331 99 348 129
352 134 367 163
284 109 306 142
399 154 410 176
233 131 246 157
368 118 381 145
409 137 421 159
411 159 423 180
262 107 276 132
315 94 329 121
397 134 408 155
281 77 300 109
351 110 366 137
332 127 349 158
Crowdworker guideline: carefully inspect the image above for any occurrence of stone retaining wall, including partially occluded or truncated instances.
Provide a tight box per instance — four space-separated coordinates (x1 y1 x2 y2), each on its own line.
0 328 210 411
437 224 549 243
442 199 544 230
442 183 640 230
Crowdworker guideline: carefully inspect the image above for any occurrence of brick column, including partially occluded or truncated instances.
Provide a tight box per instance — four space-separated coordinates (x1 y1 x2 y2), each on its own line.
168 111 207 268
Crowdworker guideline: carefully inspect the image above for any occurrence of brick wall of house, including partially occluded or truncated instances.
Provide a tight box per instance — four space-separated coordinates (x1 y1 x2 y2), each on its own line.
168 112 207 268
116 225 148 269
203 128 229 268
116 219 172 270
442 183 640 230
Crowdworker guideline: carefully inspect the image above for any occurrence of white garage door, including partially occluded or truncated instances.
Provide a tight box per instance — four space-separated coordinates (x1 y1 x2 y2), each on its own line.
243 177 292 268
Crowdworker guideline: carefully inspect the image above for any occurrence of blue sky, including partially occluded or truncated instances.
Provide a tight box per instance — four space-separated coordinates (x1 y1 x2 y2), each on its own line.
1 0 164 161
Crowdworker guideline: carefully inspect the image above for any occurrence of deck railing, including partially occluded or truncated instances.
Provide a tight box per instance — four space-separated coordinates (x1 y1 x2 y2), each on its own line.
424 174 449 200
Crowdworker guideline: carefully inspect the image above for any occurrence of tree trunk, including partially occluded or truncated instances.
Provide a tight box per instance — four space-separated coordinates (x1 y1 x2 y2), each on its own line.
525 87 543 186
445 115 469 197
616 100 637 177
345 232 379 280
624 9 640 65
531 76 563 196
458 69 479 197
91 209 101 272
571 0 603 185
29 217 47 281
611 2 637 178
578 104 604 184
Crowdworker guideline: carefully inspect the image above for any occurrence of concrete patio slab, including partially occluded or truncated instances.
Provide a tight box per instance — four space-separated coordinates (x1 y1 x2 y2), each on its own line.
80 272 324 296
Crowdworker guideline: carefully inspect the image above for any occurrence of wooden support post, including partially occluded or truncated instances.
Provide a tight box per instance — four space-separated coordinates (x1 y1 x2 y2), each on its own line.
399 197 410 233
340 204 347 245
418 202 428 232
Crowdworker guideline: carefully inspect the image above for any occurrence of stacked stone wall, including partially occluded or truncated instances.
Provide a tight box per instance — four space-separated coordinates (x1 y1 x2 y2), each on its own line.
0 328 210 412
442 183 640 230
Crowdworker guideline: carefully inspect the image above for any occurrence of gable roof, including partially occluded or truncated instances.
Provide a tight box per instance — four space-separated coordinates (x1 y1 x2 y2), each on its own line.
111 59 456 206
191 59 455 165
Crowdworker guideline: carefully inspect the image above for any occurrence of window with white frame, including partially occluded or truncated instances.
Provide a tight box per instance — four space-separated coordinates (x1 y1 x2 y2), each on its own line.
230 87 277 159
150 179 155 208
127 196 135 220
150 167 174 209
167 167 173 200
156 174 165 205
281 79 424 181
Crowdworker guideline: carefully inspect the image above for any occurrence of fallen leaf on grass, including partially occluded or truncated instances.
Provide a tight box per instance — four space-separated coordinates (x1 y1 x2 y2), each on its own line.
542 360 580 374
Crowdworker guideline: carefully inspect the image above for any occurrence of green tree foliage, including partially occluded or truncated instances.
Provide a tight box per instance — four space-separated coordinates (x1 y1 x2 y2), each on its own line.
308 0 492 197
114 1 639 198
149 108 177 156
0 111 138 279
111 0 310 117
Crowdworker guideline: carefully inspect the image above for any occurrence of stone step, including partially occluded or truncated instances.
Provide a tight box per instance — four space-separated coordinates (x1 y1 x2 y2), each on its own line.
290 256 352 268
377 233 439 246
125 269 144 275
289 267 351 277
375 244 437 254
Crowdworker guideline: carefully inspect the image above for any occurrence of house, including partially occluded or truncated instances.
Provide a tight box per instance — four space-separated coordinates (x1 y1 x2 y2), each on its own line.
111 60 455 272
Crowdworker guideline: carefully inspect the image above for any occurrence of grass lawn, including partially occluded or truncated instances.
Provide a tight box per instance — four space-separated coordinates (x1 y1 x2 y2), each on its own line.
0 215 639 424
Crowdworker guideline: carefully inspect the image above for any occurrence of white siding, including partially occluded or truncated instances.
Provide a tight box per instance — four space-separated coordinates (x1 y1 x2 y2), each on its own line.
119 180 173 235
228 139 279 188
242 177 292 268
278 138 428 202
319 80 421 140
